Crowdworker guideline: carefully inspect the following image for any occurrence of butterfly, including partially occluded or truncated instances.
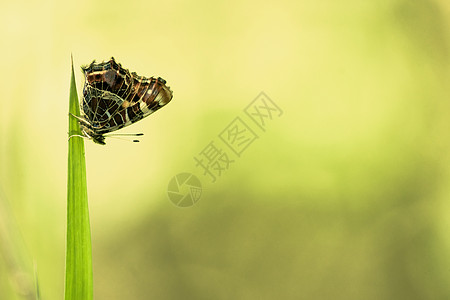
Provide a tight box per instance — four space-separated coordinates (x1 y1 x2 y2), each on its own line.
71 57 173 145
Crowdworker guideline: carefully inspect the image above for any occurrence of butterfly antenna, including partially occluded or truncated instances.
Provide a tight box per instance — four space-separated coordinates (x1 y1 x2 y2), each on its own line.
106 136 141 143
104 133 144 143
105 133 144 136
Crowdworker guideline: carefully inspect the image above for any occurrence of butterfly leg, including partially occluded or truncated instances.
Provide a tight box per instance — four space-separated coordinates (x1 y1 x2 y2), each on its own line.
68 114 92 142
68 134 86 142
68 113 91 127
68 129 92 142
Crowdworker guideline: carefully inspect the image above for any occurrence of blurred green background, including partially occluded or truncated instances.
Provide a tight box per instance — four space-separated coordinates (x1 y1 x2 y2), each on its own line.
1 0 450 299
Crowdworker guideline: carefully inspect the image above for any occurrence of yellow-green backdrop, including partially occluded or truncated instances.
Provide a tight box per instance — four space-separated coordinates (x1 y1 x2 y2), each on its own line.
1 0 449 299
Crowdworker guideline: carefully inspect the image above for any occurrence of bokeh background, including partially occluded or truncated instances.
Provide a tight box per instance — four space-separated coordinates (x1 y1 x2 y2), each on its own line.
1 0 450 299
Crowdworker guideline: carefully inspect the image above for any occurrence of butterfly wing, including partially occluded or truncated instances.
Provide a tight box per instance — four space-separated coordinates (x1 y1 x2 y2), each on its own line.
80 58 173 135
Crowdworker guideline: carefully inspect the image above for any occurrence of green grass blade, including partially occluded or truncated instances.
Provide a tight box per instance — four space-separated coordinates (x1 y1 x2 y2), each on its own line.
65 55 93 300
34 262 40 300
